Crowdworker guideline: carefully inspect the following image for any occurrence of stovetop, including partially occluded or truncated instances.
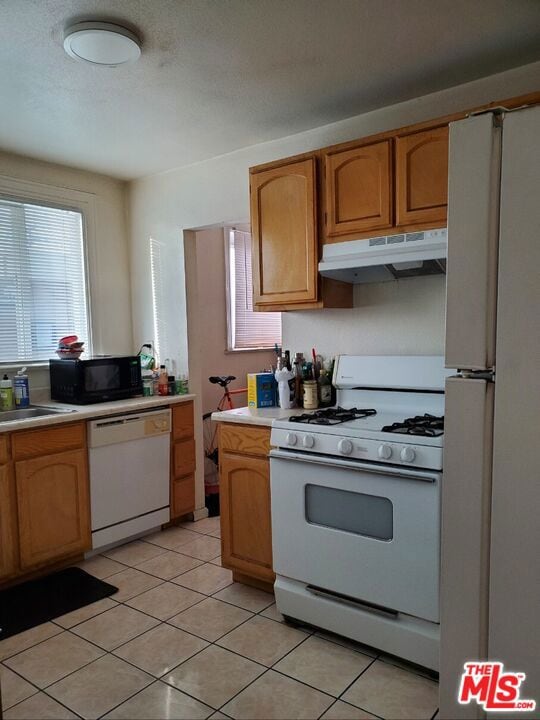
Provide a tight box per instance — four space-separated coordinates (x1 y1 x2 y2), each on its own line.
381 413 444 437
289 407 377 426
287 407 444 439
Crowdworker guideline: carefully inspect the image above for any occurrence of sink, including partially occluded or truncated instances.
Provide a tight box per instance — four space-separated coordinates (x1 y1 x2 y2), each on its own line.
0 405 76 422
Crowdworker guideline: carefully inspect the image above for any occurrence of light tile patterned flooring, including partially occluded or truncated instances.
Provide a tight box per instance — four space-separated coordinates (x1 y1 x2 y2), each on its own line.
0 516 439 719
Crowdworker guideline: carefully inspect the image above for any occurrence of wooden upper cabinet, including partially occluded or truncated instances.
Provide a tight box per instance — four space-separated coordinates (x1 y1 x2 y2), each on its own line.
16 449 91 570
395 125 449 226
325 139 393 238
251 157 318 306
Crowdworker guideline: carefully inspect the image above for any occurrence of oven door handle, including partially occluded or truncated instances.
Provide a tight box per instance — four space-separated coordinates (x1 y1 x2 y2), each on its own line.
269 448 437 483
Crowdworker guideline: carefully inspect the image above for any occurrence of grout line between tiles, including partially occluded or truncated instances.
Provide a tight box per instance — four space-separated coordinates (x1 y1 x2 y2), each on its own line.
2 530 438 719
0 661 85 719
210 628 327 717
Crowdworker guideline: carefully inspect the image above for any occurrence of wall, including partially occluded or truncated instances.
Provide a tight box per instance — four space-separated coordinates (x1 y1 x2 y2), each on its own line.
285 276 446 361
128 62 539 512
129 61 540 376
194 227 275 415
0 150 133 392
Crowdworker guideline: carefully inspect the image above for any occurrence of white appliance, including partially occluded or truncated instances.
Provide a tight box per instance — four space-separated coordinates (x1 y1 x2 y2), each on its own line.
88 408 171 550
440 105 540 718
318 227 447 283
270 355 451 671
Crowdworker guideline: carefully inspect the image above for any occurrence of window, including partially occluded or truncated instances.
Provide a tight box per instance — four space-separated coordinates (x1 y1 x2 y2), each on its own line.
226 228 281 350
0 196 90 363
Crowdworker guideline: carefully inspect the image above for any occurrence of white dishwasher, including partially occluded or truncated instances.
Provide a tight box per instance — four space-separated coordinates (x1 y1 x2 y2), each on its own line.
88 408 171 551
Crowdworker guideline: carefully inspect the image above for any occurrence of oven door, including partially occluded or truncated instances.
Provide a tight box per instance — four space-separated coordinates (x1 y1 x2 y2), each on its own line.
270 449 441 623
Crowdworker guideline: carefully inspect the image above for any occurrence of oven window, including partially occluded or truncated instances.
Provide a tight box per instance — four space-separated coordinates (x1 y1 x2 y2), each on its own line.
84 364 120 392
305 484 393 541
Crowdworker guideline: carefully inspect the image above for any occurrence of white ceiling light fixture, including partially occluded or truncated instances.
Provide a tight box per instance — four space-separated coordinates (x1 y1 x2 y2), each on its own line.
64 21 141 66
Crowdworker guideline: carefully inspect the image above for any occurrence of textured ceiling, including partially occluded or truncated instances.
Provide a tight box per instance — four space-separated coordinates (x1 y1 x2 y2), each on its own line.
1 0 540 180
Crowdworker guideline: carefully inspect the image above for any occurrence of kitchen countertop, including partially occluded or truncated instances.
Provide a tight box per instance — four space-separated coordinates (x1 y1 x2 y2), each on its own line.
212 406 303 427
0 394 196 433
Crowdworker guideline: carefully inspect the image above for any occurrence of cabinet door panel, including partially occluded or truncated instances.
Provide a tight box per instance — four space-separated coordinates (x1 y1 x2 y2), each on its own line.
0 435 9 464
219 423 270 458
173 438 196 478
0 464 18 580
325 140 392 237
12 422 85 460
220 452 274 581
251 158 317 306
171 474 195 519
172 402 194 441
396 126 449 226
16 449 91 570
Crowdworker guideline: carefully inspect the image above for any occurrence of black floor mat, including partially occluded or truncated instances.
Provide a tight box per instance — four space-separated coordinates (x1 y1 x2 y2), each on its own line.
0 567 118 640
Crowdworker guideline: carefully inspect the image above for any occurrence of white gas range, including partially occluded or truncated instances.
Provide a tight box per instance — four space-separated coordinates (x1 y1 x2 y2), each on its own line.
269 355 451 671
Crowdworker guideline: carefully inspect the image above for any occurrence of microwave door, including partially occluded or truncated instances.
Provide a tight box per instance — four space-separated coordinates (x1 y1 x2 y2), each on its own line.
84 363 121 393
445 112 501 371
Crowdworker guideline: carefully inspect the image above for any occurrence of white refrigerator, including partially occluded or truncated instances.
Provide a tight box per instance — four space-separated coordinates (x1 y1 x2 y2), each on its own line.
440 105 540 718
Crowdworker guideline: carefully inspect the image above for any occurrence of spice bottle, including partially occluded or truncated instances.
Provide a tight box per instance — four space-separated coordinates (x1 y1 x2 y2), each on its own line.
318 369 332 407
303 379 318 410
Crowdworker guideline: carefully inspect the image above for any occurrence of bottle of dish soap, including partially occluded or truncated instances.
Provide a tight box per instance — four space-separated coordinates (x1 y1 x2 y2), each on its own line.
0 374 14 411
14 367 30 408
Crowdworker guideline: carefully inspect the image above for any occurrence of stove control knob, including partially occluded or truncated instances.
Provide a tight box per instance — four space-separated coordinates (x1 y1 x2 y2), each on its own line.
302 435 315 449
400 446 416 463
378 444 393 460
338 439 353 455
286 432 297 446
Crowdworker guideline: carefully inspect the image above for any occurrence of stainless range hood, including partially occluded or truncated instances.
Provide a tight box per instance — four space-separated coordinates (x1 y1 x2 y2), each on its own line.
318 228 447 284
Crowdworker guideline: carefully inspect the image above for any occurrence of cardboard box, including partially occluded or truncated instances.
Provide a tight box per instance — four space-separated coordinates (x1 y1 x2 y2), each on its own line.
247 372 276 408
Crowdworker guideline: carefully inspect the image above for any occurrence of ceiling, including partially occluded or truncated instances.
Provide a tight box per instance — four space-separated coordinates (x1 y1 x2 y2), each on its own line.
1 0 539 180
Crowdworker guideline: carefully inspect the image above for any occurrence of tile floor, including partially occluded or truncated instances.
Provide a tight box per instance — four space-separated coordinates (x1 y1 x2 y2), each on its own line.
0 516 439 720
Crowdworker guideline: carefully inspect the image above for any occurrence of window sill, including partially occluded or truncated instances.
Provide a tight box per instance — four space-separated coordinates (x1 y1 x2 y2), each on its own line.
0 362 50 370
224 348 276 354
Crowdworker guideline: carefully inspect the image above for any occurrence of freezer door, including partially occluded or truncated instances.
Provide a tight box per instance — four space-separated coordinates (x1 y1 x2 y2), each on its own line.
439 376 493 720
445 113 501 370
489 105 540 705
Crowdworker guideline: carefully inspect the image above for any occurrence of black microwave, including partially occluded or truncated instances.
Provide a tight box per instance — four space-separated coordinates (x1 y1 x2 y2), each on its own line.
49 356 143 404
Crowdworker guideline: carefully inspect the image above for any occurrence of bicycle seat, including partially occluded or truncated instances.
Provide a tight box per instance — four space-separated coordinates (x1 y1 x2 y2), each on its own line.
209 375 236 387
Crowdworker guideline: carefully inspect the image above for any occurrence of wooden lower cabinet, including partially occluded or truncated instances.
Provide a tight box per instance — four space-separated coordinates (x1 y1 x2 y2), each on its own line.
170 402 196 521
0 463 18 580
15 448 91 570
219 423 274 585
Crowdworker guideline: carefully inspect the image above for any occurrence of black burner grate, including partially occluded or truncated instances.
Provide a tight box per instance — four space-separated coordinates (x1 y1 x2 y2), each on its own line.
289 407 377 426
381 413 444 437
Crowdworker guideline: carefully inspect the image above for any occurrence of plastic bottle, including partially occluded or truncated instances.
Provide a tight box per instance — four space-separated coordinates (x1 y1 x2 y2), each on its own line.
178 374 189 394
318 368 333 407
142 371 154 397
14 367 30 408
293 353 304 408
0 374 14 411
158 365 169 396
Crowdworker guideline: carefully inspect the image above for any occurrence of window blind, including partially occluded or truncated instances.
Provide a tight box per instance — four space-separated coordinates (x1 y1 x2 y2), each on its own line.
228 229 281 350
0 197 89 363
